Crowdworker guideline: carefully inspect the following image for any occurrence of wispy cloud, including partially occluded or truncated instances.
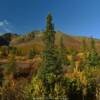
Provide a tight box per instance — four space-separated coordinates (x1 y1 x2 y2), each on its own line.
0 20 9 26
0 20 14 33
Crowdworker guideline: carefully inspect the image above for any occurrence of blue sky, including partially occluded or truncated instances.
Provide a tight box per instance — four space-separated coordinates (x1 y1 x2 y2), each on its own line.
0 0 100 38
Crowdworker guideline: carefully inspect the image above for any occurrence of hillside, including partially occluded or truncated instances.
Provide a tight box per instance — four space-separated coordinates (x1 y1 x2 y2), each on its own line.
0 14 99 100
9 31 100 53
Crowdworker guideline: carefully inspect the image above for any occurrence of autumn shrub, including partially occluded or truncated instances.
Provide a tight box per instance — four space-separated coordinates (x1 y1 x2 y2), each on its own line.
26 75 67 100
1 79 30 100
28 48 36 59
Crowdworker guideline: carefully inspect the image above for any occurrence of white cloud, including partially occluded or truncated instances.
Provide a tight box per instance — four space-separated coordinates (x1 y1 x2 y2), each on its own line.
0 20 9 26
0 20 13 32
0 21 4 26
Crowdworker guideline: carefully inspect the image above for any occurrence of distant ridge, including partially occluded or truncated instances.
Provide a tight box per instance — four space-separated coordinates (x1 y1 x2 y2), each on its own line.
9 31 100 53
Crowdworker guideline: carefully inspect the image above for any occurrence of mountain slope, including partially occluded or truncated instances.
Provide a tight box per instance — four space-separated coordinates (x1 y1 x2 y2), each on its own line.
9 32 100 53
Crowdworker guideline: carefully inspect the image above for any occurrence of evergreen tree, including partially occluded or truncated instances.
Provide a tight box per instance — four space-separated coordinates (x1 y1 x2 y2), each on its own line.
37 14 64 99
44 14 55 48
81 38 87 53
87 37 99 67
38 13 63 78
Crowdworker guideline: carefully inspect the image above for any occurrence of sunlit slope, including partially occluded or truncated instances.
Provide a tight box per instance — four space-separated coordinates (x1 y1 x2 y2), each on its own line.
10 32 100 53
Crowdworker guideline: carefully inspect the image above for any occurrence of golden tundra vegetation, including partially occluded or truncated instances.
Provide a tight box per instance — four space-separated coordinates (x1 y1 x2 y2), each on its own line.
0 14 100 100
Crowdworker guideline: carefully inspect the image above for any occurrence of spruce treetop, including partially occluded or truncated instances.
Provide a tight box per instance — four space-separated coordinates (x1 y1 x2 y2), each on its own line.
46 14 54 32
44 13 55 48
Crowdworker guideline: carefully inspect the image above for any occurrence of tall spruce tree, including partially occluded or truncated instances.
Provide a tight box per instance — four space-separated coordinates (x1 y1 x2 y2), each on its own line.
38 14 63 78
37 14 64 98
44 14 55 48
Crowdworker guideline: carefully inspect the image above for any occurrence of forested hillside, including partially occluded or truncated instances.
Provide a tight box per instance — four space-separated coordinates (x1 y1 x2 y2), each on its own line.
0 14 99 100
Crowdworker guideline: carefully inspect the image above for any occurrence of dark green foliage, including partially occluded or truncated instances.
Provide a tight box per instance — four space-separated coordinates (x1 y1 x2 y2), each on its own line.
67 79 83 100
87 50 99 67
85 78 96 100
64 77 97 100
44 14 55 48
39 48 63 79
86 37 100 67
38 14 63 79
38 48 64 99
